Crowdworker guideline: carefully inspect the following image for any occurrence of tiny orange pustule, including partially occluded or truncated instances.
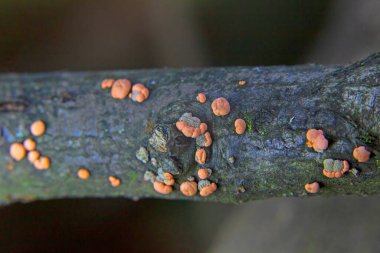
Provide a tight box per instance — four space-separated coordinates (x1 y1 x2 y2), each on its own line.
211 97 230 116
23 138 37 151
196 93 207 103
238 80 247 86
30 120 46 137
9 142 26 161
77 168 91 180
197 168 209 180
33 156 50 170
27 150 40 163
353 146 371 163
234 118 246 135
304 182 319 193
101 79 115 89
111 79 132 100
108 176 121 187
153 181 172 195
180 181 198 197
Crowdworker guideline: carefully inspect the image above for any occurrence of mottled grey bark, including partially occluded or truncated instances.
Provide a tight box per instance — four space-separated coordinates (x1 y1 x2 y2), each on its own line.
0 53 379 205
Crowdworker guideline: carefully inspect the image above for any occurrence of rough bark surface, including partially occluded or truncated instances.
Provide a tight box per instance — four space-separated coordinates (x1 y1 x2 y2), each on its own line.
0 53 379 205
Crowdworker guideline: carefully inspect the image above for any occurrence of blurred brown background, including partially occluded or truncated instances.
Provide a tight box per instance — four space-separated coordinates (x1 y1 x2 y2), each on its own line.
1 0 380 252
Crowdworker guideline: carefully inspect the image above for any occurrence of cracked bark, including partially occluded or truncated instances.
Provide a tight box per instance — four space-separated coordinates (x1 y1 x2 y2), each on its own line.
0 53 379 205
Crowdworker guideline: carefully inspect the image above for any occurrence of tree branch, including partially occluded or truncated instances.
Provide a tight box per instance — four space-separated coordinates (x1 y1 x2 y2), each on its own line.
0 53 379 205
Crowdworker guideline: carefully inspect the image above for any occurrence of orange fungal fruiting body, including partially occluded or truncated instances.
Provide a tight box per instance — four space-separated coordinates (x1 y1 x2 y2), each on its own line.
131 83 149 103
30 120 46 136
197 93 207 103
78 168 91 180
23 138 37 151
163 172 175 186
199 181 217 197
28 150 40 163
211 97 230 116
305 129 328 152
197 168 209 180
109 176 121 187
9 143 26 161
304 182 319 193
180 181 198 196
111 79 131 99
101 79 115 89
153 181 173 195
176 113 203 138
353 146 371 162
195 148 207 164
322 159 349 178
234 118 246 135
34 156 50 170
238 80 247 86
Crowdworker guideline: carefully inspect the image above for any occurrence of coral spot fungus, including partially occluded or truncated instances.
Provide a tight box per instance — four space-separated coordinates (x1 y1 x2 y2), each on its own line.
234 118 246 135
180 181 198 196
196 132 212 147
77 168 91 180
30 120 46 136
176 112 203 138
131 83 149 103
353 146 371 162
238 80 247 86
323 159 349 178
23 138 36 151
211 97 230 116
34 156 50 170
108 176 121 187
9 143 26 161
198 180 217 197
27 150 40 163
195 148 207 164
101 79 115 89
163 172 175 186
304 182 319 193
153 181 172 195
197 93 207 103
111 79 131 99
197 168 211 180
306 129 328 152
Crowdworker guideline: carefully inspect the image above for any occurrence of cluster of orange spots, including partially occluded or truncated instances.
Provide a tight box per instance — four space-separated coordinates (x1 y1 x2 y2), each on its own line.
197 168 211 180
238 80 247 86
77 168 91 180
196 132 212 147
101 78 150 103
195 148 207 164
322 159 350 178
199 180 217 197
9 120 51 170
196 93 207 103
180 181 198 196
176 113 207 138
108 176 121 187
353 146 371 162
234 118 246 135
211 97 230 116
306 129 328 152
131 83 150 103
304 182 319 193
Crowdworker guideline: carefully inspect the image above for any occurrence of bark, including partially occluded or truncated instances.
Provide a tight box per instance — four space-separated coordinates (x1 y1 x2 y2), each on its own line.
0 53 379 205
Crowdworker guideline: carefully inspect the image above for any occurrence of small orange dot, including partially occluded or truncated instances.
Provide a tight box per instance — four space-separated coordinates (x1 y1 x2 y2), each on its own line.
33 156 50 170
197 168 209 180
30 120 46 136
108 176 121 187
27 150 40 163
111 79 131 99
238 80 247 85
23 138 37 151
77 168 91 180
196 93 207 103
101 79 115 89
9 143 26 161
